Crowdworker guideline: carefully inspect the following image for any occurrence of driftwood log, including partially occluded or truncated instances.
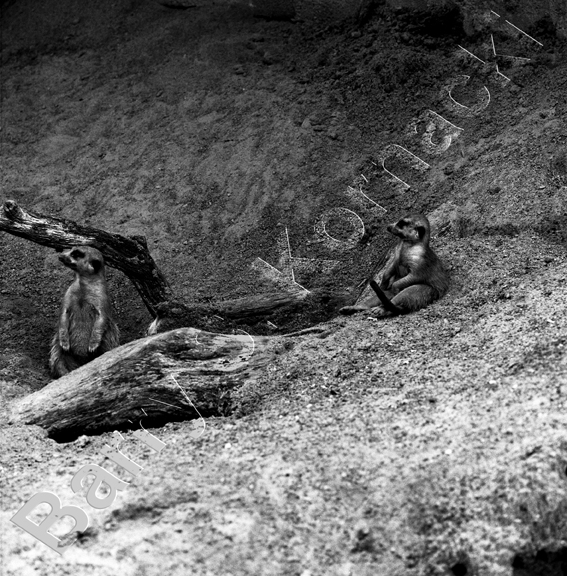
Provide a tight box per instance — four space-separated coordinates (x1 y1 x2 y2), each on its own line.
9 328 280 438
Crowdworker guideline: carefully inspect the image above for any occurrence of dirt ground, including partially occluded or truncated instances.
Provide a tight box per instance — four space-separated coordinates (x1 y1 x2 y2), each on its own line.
2 0 567 574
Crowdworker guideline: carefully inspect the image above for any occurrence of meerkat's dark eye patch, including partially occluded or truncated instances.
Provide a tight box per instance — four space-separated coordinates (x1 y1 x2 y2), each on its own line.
397 219 408 227
71 249 85 259
416 225 426 238
91 259 102 274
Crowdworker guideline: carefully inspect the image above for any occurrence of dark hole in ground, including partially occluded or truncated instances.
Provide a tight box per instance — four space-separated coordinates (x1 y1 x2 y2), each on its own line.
450 562 468 576
48 409 219 444
513 547 567 576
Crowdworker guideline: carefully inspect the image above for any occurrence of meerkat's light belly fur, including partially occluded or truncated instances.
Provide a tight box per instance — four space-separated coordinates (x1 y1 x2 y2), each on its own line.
66 300 99 357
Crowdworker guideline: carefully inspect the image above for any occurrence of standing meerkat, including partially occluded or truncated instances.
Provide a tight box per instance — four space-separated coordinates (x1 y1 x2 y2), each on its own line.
49 246 119 378
340 214 449 317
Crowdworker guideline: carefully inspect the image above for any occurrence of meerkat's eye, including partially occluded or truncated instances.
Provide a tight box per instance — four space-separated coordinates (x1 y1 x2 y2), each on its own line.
397 219 408 227
91 259 102 274
416 225 426 238
71 249 85 259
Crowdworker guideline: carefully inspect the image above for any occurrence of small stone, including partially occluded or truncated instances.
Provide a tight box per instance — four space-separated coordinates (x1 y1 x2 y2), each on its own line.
262 51 276 65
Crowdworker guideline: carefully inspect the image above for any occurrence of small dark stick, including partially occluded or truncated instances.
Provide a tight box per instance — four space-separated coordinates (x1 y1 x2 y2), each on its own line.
369 280 403 315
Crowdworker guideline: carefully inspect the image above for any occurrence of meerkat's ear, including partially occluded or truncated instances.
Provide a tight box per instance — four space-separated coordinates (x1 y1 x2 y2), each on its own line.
416 225 426 239
91 258 103 274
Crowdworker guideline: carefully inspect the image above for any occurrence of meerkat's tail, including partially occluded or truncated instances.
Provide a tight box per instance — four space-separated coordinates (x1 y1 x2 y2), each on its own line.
369 280 403 315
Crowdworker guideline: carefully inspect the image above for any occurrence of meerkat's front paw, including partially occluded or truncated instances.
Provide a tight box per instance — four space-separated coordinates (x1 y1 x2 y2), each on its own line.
88 337 101 353
59 334 70 351
369 306 389 318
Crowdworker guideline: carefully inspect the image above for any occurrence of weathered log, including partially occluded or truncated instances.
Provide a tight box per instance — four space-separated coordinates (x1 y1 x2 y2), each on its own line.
9 328 280 438
150 288 350 333
0 199 172 315
220 290 310 319
151 290 311 331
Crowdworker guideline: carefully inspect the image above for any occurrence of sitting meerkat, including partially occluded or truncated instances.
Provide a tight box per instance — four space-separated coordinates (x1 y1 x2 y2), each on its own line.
340 214 449 317
49 246 119 378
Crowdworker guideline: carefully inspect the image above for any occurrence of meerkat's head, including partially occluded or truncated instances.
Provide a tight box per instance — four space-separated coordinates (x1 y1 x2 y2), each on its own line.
58 246 106 277
387 214 430 245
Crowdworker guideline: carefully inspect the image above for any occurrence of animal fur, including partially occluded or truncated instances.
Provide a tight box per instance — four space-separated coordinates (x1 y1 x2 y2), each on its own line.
49 246 119 378
340 214 449 317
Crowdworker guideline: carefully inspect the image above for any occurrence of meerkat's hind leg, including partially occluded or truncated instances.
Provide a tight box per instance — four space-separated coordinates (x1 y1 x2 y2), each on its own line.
49 335 79 378
49 354 69 379
390 284 437 312
98 321 120 354
369 280 404 315
369 305 392 318
339 304 371 315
